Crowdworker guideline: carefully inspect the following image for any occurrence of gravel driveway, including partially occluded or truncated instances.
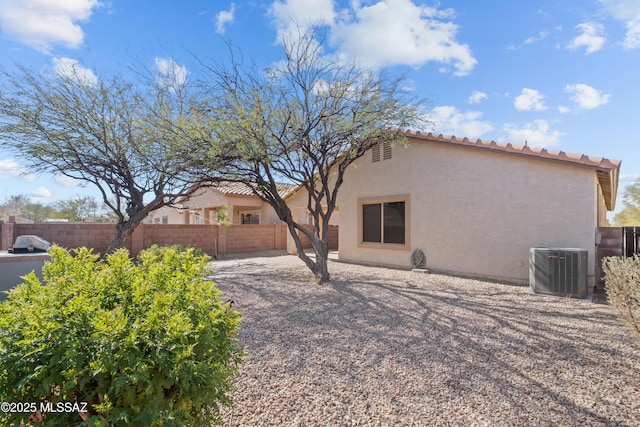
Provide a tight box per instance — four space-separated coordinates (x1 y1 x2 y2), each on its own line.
210 253 640 426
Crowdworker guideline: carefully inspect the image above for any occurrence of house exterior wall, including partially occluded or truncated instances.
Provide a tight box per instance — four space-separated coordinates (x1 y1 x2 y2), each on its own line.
148 188 283 225
337 139 601 285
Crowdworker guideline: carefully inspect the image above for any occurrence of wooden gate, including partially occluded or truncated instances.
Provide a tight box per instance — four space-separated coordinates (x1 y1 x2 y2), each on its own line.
596 226 640 284
622 226 640 257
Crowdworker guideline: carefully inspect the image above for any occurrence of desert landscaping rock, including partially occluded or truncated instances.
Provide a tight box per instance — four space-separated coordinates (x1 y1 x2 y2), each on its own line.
211 254 640 426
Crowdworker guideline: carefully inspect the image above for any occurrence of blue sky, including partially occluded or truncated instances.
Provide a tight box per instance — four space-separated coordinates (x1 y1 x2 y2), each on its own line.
0 0 638 219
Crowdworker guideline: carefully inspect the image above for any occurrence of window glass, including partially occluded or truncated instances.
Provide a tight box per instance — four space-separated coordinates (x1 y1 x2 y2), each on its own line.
362 203 382 242
383 202 405 244
241 213 260 224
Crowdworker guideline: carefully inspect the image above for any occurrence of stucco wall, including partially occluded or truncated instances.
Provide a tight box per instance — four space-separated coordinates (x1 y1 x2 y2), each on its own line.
149 188 282 225
337 139 600 285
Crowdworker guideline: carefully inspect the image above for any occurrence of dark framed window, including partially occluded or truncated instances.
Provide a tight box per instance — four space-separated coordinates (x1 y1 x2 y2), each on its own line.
362 200 406 245
241 213 260 224
362 203 382 242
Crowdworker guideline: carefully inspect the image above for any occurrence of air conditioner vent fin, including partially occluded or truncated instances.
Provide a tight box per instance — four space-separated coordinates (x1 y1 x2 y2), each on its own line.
529 248 588 298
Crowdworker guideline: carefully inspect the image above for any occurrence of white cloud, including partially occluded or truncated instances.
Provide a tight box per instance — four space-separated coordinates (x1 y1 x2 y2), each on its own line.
0 0 102 52
52 57 98 86
0 158 36 181
600 0 640 49
54 174 82 188
558 105 570 114
269 0 336 40
269 0 477 76
620 172 640 182
330 0 476 75
216 3 235 34
155 58 189 88
428 106 493 139
524 30 548 45
565 83 611 109
31 187 52 201
566 22 606 54
468 91 487 104
502 120 562 148
514 88 546 111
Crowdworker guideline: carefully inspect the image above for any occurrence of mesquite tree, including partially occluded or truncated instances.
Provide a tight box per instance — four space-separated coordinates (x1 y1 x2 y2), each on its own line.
0 63 214 254
200 29 426 284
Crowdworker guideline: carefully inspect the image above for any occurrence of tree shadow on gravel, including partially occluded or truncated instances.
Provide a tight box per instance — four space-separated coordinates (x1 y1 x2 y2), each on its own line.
212 263 640 426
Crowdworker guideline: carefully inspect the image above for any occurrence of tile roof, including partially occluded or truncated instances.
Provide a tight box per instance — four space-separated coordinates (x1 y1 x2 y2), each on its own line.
209 180 297 198
405 131 622 211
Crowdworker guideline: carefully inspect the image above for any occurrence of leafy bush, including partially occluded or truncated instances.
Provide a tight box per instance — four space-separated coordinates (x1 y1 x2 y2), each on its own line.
143 243 208 259
603 255 640 337
0 245 244 426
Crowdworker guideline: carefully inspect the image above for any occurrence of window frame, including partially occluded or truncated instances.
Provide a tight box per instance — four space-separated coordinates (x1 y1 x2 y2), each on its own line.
240 211 261 224
357 195 410 250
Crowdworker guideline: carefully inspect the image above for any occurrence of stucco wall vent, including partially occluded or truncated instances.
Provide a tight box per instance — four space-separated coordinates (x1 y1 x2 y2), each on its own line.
529 248 588 298
383 142 392 160
372 144 380 162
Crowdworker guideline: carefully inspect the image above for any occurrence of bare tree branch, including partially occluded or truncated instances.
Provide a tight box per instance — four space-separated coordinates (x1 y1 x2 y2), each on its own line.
0 62 223 254
198 27 429 283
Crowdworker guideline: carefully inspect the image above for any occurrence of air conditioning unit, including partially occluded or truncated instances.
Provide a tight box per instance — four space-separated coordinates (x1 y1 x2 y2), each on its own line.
529 248 588 298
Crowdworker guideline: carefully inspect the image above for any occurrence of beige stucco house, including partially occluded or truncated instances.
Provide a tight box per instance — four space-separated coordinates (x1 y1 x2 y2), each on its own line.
289 131 620 286
148 181 296 225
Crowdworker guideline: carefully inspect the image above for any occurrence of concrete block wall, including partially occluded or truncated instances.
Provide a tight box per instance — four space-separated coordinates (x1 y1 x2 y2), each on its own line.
2 222 292 256
137 224 218 256
15 223 118 255
224 225 286 254
0 221 15 251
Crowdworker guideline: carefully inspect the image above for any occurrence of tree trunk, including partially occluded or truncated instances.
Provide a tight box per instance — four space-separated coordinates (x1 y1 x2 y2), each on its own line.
283 220 332 284
104 220 136 256
311 240 331 285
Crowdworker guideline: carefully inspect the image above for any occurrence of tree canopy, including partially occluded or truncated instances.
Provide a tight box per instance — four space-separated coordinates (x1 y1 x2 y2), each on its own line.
200 29 427 283
0 63 216 253
614 179 640 226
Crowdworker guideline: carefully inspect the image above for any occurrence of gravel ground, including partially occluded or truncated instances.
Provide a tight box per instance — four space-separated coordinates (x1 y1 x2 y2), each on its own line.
210 254 640 426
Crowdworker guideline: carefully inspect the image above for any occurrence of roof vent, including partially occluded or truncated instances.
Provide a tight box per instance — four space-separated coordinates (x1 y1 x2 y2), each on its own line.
529 248 588 298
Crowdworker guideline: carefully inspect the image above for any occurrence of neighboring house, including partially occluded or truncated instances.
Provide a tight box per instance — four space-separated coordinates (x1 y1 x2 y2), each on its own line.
148 181 296 225
286 131 620 286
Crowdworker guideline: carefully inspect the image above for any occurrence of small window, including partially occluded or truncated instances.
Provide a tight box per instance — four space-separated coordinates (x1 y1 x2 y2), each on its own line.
161 216 168 224
362 204 382 242
372 144 380 162
361 198 407 246
383 202 404 244
241 213 260 224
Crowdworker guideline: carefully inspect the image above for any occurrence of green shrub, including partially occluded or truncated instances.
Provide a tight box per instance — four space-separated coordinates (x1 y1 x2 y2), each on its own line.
603 255 640 337
0 245 244 426
143 243 208 259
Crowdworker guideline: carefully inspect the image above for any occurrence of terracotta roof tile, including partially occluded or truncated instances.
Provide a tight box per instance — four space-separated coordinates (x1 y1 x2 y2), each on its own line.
209 181 296 198
405 130 621 170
